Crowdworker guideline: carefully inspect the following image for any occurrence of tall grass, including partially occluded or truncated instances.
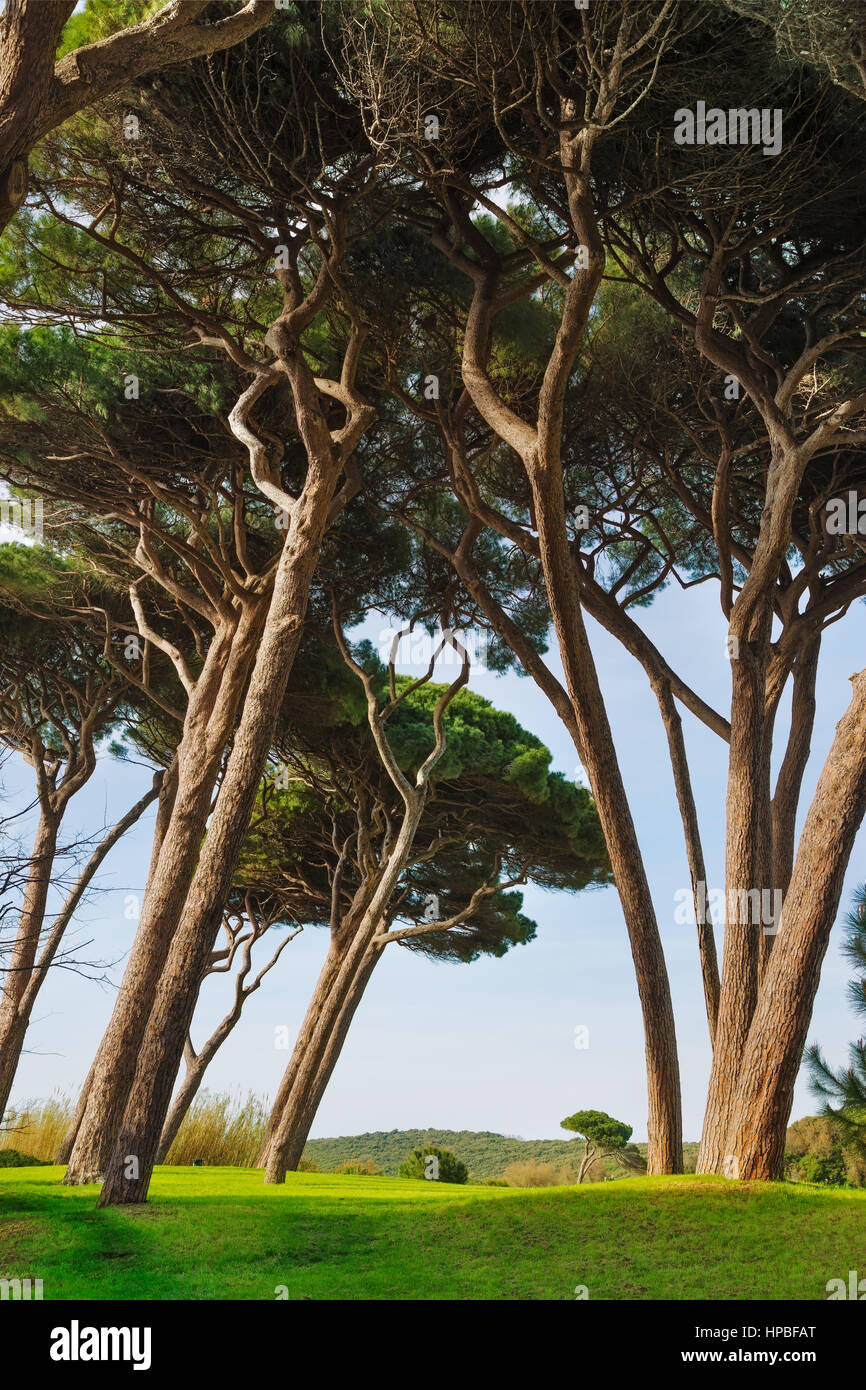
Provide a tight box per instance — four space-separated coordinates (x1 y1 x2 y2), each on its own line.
0 1090 75 1161
165 1090 269 1167
501 1160 579 1187
0 1089 272 1167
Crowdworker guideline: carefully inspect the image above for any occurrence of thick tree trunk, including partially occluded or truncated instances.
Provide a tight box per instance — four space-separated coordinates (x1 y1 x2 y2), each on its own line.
0 1 72 226
95 440 351 1206
724 666 866 1178
57 762 177 1165
0 811 59 1122
63 611 263 1184
698 631 773 1173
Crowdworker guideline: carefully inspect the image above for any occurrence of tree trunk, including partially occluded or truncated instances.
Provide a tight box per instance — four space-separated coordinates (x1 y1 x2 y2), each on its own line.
63 610 263 1184
764 633 819 977
57 762 176 1165
697 631 772 1173
55 1059 95 1165
723 666 866 1178
0 1 73 226
255 939 344 1166
0 811 59 1122
155 1038 209 1165
263 804 427 1187
261 942 382 1174
0 778 160 1132
95 433 351 1207
652 677 720 1043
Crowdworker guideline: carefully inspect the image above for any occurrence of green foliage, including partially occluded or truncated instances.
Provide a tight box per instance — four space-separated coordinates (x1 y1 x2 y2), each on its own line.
334 1159 384 1176
785 1115 866 1188
0 1149 50 1168
236 631 610 964
560 1110 633 1150
808 884 866 1157
300 1128 590 1179
57 0 164 56
398 1146 468 1185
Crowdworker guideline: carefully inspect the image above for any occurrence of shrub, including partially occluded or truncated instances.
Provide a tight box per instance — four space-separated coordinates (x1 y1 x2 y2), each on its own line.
784 1115 862 1187
398 1145 468 1184
502 1160 576 1187
334 1159 383 1176
0 1148 49 1167
297 1157 320 1172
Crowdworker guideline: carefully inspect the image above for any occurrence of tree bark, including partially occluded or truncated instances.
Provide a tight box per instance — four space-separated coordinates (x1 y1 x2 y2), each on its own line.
95 431 356 1205
63 608 263 1183
652 677 720 1043
0 811 59 1121
255 939 344 1166
697 631 771 1172
0 0 271 236
764 633 820 977
724 666 866 1178
270 944 382 1173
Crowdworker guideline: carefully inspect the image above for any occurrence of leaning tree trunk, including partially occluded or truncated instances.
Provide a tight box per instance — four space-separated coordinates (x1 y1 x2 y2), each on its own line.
255 939 345 1166
264 807 427 1186
57 764 176 1165
259 937 382 1174
63 610 263 1184
0 811 59 1122
155 1037 211 1165
271 944 383 1173
764 634 819 980
95 423 355 1206
723 666 866 1179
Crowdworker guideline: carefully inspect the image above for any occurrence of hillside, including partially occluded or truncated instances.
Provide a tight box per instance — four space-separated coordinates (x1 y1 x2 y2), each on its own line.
301 1128 701 1179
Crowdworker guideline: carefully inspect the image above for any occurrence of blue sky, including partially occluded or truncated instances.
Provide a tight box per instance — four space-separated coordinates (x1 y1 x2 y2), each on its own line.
5 577 865 1145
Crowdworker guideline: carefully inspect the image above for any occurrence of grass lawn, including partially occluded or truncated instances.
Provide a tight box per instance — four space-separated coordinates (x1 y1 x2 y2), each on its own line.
1 1165 864 1300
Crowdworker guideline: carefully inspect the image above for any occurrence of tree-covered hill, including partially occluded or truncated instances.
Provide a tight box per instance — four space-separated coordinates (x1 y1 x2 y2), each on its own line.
301 1129 702 1180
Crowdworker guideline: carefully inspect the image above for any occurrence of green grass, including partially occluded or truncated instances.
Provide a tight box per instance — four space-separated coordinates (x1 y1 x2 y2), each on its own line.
2 1166 865 1300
